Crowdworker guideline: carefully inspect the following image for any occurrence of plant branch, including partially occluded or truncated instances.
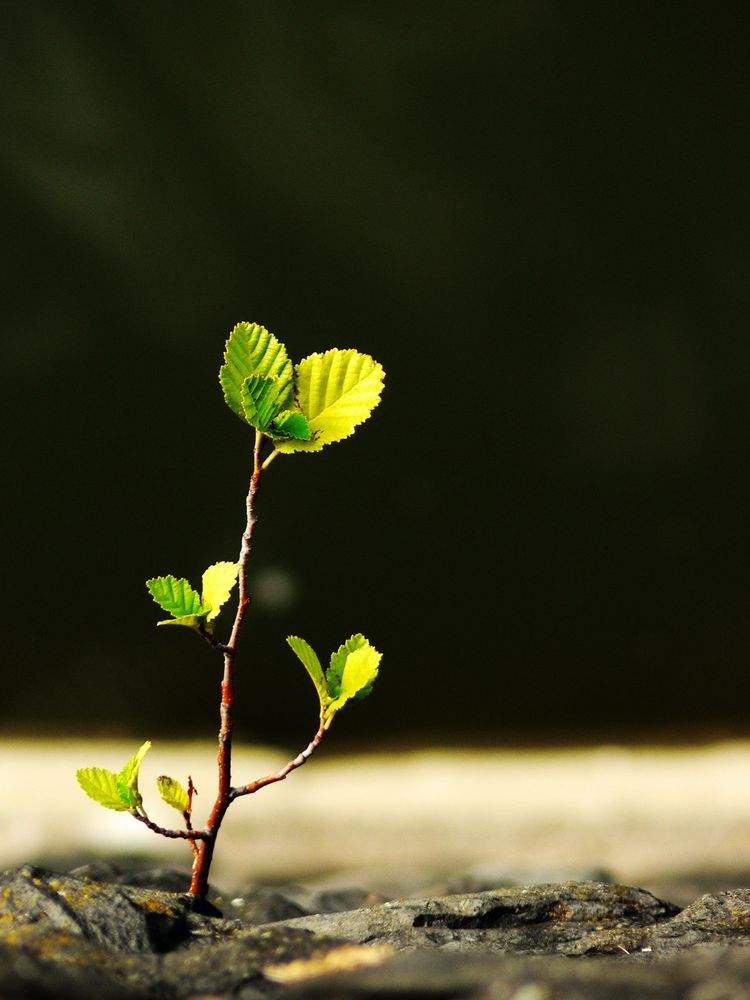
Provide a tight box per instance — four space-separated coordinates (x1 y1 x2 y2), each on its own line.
197 623 231 654
229 721 327 800
132 811 207 842
261 447 280 471
188 430 265 897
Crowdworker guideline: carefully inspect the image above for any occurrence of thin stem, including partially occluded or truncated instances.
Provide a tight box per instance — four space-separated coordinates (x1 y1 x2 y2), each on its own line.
188 430 265 897
230 722 327 800
260 448 280 471
132 811 207 841
197 623 231 653
184 778 198 858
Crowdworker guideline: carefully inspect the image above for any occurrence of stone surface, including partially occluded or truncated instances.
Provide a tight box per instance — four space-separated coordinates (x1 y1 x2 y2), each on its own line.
0 863 225 952
271 880 681 955
5 866 750 998
69 859 194 894
0 865 356 997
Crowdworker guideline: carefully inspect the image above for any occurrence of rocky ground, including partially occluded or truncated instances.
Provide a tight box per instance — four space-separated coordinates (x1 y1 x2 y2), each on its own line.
3 861 750 998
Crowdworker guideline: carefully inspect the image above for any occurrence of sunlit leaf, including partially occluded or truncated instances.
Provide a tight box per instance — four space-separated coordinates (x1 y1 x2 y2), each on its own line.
116 740 152 812
287 635 328 714
220 322 293 424
239 375 293 432
325 634 381 722
76 767 130 811
147 576 204 619
275 349 384 453
156 614 204 629
156 775 190 814
201 561 239 622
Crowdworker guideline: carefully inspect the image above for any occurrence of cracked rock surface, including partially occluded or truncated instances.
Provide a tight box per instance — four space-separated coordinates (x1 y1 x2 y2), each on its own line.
3 864 750 998
274 881 681 954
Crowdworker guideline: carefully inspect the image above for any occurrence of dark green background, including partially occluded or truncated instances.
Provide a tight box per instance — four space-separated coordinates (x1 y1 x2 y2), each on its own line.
3 3 749 745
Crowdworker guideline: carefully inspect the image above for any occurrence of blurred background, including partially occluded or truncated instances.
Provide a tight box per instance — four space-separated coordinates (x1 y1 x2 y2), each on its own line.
2 2 749 748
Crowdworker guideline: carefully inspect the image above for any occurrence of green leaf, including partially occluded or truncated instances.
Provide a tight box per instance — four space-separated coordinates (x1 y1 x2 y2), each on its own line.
325 634 382 722
156 775 190 814
156 614 204 629
287 635 328 713
220 322 293 424
116 740 152 812
275 349 385 454
201 561 239 622
147 576 204 619
240 375 293 432
268 409 312 441
76 767 130 811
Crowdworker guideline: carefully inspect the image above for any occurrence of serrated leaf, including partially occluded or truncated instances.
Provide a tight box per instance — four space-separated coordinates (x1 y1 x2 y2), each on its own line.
116 740 152 812
287 635 328 713
325 634 368 697
156 775 190 814
76 767 131 811
240 374 294 432
275 349 384 454
220 322 293 424
201 561 239 622
147 576 204 619
268 409 312 441
325 634 381 721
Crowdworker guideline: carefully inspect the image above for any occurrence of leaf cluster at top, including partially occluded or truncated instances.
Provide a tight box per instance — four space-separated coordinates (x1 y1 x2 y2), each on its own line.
219 322 384 452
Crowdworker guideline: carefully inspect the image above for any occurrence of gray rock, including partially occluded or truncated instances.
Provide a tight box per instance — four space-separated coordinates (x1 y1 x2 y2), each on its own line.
0 865 362 998
269 880 680 954
6 866 750 999
69 859 192 894
0 933 150 999
0 863 226 952
162 925 355 998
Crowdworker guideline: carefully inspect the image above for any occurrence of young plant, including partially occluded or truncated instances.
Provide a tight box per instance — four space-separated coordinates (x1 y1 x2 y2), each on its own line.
77 322 384 898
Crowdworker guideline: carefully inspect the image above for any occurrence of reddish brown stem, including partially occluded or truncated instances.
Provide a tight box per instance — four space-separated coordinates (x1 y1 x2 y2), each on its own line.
188 430 265 897
230 722 326 800
133 811 207 841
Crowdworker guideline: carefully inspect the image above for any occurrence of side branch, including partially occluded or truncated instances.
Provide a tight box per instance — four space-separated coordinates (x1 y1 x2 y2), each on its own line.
198 623 232 654
229 723 326 801
132 812 208 842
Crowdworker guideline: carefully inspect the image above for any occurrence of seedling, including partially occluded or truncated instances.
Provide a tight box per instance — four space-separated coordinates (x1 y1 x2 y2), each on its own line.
77 322 384 898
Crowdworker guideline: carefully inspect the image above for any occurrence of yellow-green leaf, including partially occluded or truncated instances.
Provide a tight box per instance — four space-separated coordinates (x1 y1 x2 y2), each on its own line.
287 635 328 714
156 775 190 814
240 374 294 432
156 614 203 629
116 740 152 812
201 561 239 622
220 322 293 424
76 767 130 811
275 349 384 453
325 635 381 723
